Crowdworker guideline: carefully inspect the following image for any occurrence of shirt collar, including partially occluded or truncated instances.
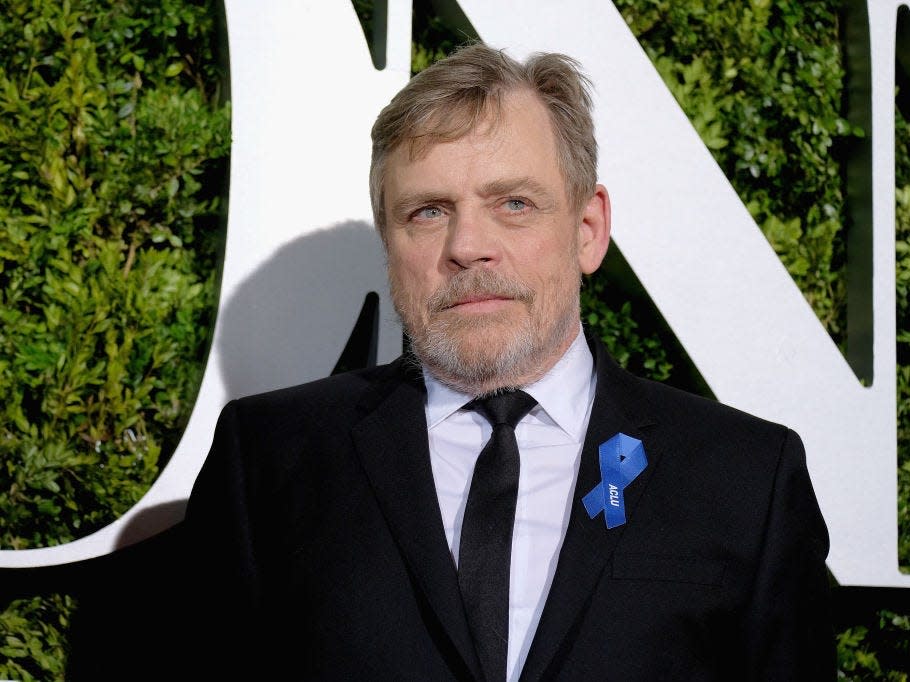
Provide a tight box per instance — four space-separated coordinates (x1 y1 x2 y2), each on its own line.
423 325 595 440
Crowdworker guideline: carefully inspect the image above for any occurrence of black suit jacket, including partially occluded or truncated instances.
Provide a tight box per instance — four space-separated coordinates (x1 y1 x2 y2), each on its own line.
179 333 833 680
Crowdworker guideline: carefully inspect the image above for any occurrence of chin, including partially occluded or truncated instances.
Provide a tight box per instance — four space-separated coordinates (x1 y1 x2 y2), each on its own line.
443 313 530 358
415 321 538 394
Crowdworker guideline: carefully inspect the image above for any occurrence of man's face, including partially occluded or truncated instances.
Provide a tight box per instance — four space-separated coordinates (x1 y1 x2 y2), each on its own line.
383 89 609 395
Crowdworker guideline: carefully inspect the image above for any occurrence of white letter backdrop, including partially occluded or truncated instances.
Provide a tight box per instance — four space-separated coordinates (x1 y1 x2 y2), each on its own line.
1 0 906 589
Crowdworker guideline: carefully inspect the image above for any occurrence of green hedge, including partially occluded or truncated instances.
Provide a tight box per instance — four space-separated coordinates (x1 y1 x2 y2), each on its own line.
613 0 854 337
0 0 229 552
0 0 229 678
1 0 908 679
896 73 910 585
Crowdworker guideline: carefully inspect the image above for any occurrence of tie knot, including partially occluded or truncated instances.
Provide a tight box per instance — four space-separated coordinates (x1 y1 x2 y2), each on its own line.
469 390 537 429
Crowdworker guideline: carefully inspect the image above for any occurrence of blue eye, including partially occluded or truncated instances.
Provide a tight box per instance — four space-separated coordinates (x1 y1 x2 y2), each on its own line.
505 199 527 211
416 206 443 220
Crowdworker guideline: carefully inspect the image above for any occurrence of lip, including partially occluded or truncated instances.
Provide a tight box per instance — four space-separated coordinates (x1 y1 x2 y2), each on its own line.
445 295 514 312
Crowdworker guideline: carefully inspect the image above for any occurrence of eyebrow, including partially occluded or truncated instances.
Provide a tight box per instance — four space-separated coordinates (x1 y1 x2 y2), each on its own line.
478 176 555 201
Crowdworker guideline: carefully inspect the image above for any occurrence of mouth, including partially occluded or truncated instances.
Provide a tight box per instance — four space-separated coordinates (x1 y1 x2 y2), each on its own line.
442 294 516 313
426 270 535 316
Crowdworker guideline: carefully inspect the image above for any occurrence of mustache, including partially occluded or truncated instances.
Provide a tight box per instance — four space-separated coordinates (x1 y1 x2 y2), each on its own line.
428 270 535 313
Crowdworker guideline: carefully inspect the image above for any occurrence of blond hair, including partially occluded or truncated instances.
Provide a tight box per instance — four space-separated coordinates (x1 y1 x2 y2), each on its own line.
369 42 597 235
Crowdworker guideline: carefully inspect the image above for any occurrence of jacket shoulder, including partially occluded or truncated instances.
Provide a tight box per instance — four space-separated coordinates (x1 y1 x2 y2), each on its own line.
632 371 789 437
223 358 410 424
594 337 798 463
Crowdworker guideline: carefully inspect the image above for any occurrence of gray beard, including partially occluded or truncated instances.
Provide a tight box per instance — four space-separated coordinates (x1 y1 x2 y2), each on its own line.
393 268 580 396
411 315 536 395
411 302 578 396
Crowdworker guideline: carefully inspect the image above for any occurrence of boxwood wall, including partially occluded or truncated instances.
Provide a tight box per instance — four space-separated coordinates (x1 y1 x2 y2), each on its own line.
1 0 908 679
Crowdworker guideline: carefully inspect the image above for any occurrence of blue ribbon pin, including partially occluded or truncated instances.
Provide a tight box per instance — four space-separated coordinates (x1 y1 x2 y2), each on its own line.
582 433 647 529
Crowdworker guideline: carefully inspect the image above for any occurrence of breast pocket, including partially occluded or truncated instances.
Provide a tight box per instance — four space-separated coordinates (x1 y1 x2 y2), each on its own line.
611 553 727 587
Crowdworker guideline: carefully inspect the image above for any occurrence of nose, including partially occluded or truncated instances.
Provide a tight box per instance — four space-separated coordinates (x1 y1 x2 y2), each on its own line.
443 208 501 271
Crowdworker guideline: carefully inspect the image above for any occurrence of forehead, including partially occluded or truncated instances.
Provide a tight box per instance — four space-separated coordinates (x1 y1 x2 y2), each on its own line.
384 90 564 199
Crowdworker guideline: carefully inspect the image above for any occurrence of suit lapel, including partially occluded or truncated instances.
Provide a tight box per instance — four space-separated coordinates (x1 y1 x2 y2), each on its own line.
350 360 483 681
519 336 664 681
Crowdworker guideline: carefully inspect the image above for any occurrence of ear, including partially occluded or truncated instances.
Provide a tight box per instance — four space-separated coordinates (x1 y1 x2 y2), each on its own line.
577 184 611 274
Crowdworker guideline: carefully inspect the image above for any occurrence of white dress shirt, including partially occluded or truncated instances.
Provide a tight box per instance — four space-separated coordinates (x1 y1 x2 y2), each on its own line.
423 326 597 681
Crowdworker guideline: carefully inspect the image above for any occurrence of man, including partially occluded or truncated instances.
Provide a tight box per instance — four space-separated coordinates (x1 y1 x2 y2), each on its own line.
181 43 833 680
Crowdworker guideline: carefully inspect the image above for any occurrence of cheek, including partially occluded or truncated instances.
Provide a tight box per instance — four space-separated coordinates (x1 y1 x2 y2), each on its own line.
387 249 439 309
394 260 432 296
389 236 434 270
515 238 577 285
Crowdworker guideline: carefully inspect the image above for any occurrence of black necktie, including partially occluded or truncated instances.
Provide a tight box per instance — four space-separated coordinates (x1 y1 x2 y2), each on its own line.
458 390 537 682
